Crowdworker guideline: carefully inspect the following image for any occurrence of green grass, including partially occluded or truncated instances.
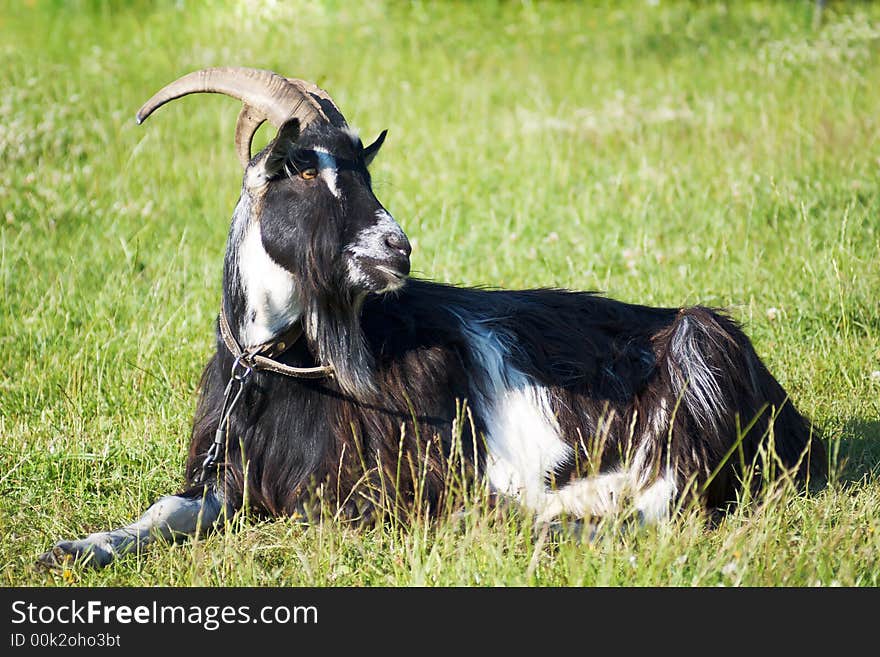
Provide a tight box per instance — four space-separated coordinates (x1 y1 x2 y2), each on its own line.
1 0 879 586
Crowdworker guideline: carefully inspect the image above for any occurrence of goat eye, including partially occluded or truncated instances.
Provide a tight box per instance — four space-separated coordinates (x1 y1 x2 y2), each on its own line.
300 168 318 180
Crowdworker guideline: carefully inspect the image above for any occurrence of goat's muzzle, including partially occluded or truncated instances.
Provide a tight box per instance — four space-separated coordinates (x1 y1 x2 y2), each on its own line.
363 232 411 291
381 231 412 276
346 212 412 293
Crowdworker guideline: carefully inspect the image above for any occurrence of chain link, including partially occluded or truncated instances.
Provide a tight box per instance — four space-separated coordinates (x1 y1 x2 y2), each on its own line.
198 356 253 481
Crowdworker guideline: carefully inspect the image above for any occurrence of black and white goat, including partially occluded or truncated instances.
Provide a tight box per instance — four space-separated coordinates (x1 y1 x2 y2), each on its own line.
40 67 825 568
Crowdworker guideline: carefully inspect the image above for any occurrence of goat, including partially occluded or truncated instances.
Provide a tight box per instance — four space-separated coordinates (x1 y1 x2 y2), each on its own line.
39 67 825 569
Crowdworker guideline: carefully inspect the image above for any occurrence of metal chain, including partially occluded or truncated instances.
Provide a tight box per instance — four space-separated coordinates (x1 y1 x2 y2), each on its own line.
198 356 253 481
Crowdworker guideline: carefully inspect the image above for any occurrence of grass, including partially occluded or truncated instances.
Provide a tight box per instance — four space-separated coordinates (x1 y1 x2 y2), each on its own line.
1 0 879 586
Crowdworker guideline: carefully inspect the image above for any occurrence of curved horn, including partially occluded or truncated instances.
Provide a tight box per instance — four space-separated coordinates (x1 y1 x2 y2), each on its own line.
136 67 347 168
286 78 348 129
234 104 266 169
229 78 348 167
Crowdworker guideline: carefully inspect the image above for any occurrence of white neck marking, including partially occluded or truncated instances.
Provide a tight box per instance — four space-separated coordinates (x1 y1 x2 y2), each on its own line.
237 218 300 347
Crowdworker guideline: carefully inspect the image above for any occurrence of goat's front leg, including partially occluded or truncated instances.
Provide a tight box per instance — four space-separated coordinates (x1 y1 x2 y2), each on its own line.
37 487 226 569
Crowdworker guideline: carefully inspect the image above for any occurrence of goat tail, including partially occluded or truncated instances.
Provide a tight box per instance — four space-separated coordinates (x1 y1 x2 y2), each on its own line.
655 307 826 506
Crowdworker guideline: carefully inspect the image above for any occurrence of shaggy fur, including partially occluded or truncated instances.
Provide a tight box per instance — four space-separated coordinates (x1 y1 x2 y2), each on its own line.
39 105 825 570
186 279 825 521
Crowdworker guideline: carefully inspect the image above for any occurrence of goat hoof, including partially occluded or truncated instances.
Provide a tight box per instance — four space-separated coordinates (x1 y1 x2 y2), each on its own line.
36 541 111 570
36 545 72 570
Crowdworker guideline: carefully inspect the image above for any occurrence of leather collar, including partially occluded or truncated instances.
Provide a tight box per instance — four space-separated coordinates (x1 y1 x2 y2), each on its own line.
218 309 333 380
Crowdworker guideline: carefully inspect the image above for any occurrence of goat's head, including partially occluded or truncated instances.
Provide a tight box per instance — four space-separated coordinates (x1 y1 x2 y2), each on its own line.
137 68 411 344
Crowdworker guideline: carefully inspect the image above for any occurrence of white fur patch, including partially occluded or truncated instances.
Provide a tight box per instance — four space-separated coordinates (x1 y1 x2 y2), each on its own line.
314 147 339 198
459 310 679 524
671 316 725 428
346 210 407 291
237 219 300 347
535 467 677 525
342 126 361 148
634 469 678 523
488 385 573 508
460 315 572 509
535 471 629 523
348 210 402 259
652 397 669 437
244 161 270 190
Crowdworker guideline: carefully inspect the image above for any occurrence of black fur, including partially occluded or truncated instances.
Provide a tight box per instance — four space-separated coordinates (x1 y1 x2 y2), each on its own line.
184 121 825 524
38 83 828 574
188 279 825 519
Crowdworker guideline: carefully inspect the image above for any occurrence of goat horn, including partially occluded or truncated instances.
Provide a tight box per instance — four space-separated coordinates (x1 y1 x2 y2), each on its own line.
229 78 348 168
234 104 265 169
136 67 347 168
285 77 348 128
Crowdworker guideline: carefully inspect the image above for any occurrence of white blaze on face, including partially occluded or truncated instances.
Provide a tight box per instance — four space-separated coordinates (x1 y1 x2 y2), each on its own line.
313 147 340 198
349 210 402 259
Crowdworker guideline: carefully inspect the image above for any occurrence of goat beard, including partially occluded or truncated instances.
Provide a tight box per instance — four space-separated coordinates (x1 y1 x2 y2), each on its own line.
303 294 377 399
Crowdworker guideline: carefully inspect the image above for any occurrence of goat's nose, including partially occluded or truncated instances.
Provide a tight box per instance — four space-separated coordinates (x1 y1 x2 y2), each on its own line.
385 232 412 257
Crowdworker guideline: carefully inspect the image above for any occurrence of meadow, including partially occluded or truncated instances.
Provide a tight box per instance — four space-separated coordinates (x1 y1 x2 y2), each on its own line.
1 0 878 586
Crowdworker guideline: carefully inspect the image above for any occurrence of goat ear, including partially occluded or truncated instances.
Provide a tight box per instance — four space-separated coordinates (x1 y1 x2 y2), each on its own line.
262 118 301 177
363 129 387 167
